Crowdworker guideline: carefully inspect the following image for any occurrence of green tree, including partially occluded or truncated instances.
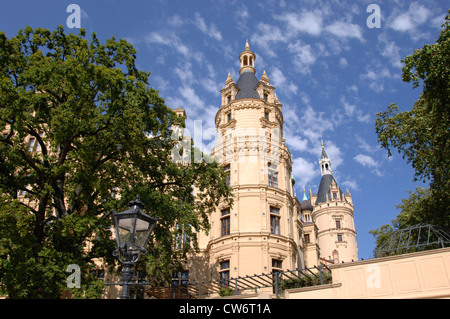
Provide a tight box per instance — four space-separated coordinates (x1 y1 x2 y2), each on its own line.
0 26 231 298
372 12 450 253
369 187 432 256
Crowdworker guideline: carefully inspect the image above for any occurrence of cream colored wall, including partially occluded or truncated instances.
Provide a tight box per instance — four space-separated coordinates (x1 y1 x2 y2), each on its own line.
313 202 358 262
285 247 450 299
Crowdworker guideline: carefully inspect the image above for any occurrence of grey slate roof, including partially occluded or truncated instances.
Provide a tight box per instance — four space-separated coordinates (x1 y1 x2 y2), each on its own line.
321 145 328 159
235 71 260 100
315 174 344 205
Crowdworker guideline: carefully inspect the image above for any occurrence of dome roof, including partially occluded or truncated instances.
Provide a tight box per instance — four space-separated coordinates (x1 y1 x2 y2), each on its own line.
301 199 313 212
300 191 313 212
235 71 260 100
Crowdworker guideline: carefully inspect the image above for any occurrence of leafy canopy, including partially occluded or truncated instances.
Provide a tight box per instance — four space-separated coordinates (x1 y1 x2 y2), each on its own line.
0 26 231 298
372 12 450 255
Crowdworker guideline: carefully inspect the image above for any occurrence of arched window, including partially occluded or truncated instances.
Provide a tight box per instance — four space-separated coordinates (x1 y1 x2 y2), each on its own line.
243 55 248 66
249 56 253 66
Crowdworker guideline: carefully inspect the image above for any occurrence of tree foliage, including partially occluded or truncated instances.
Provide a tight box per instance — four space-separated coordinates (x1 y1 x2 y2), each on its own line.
372 12 450 254
0 26 232 298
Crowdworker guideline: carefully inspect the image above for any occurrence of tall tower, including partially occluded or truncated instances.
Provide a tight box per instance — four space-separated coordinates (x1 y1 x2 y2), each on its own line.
310 140 358 263
194 41 303 283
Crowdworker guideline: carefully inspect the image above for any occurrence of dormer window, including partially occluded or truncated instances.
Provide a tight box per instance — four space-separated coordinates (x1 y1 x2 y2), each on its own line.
227 112 232 122
264 111 270 120
263 93 268 101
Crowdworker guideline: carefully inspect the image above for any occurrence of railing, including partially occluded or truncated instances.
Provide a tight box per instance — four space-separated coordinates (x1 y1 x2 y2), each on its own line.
146 265 332 299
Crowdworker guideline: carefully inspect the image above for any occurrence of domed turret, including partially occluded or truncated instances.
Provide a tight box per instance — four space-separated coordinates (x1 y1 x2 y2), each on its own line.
301 190 313 212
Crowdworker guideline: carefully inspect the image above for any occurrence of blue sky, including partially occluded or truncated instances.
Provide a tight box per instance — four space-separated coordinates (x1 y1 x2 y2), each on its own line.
1 1 448 260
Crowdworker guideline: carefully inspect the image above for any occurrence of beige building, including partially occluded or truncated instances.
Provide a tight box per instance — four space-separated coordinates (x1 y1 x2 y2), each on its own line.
181 41 358 287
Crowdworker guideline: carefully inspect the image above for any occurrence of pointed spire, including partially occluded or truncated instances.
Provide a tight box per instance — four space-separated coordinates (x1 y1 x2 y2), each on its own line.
225 72 234 85
245 39 250 51
321 136 329 159
302 187 308 201
319 138 332 176
260 70 269 84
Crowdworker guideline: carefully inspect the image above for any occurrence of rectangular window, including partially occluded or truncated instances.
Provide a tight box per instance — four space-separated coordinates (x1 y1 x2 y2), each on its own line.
336 220 341 229
175 224 191 250
304 233 310 244
172 271 189 286
272 259 282 270
268 163 278 188
221 209 230 236
220 260 230 285
227 112 232 122
337 234 343 242
270 207 280 235
264 111 270 120
270 206 280 215
224 164 231 186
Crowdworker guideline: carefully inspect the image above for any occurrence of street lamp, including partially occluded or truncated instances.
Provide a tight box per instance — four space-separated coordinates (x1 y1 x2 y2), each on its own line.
112 195 158 299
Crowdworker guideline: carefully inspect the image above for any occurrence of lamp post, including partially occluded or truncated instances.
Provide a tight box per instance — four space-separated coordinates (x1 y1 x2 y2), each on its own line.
112 195 158 299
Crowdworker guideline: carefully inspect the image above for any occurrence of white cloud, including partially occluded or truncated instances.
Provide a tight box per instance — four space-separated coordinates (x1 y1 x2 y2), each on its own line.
380 39 403 69
342 179 359 192
356 136 379 154
179 85 204 110
287 41 316 74
276 10 323 36
340 96 371 123
173 62 194 83
284 126 309 152
194 12 223 42
234 3 249 32
325 21 363 41
354 154 383 177
251 23 286 57
354 154 378 168
270 67 298 96
292 157 319 189
360 64 396 93
347 84 358 94
201 77 221 95
341 96 356 116
168 15 185 27
389 2 431 33
145 31 191 59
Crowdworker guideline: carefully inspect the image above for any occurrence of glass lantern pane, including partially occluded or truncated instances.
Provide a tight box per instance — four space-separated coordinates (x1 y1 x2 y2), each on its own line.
117 217 134 246
134 218 150 247
135 218 150 232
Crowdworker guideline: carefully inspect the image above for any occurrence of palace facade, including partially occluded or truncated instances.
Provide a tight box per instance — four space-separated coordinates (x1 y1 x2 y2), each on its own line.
180 41 358 286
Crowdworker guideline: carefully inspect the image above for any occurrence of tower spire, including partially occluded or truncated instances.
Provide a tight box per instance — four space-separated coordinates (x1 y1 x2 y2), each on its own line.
245 39 250 51
319 139 332 176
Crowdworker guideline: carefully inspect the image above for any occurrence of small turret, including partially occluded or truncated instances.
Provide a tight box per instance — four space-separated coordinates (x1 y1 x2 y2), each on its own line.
239 39 256 75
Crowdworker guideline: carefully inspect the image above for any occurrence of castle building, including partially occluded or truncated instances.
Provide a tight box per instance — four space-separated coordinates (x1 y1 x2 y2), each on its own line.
184 41 358 286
